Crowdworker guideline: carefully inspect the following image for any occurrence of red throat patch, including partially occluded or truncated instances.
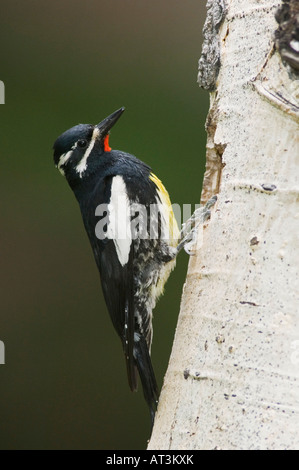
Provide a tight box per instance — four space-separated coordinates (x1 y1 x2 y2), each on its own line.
104 135 112 152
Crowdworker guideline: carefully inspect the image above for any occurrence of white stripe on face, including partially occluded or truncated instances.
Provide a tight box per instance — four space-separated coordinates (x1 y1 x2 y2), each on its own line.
76 127 100 177
107 175 132 266
57 144 77 176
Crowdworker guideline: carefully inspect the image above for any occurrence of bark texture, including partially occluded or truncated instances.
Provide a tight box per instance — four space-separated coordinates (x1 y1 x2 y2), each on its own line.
148 0 299 450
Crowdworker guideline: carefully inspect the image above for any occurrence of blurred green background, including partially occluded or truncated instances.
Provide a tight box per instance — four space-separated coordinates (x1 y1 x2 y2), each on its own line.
0 0 208 450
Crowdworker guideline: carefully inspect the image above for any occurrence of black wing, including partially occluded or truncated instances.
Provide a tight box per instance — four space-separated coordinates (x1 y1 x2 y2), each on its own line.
80 171 159 422
97 239 138 392
80 174 138 392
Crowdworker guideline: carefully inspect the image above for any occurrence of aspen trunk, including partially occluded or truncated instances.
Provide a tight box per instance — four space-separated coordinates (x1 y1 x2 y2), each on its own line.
148 0 299 450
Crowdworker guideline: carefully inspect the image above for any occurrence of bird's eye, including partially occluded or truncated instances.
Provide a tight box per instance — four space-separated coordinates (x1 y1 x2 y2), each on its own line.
77 139 88 148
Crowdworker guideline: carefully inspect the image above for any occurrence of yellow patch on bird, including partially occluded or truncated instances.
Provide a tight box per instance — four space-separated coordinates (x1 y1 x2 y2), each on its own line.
149 173 180 302
149 172 180 246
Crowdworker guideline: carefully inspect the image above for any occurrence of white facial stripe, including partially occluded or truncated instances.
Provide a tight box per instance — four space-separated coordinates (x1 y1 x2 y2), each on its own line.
76 127 100 177
57 150 73 173
57 142 78 176
107 175 132 266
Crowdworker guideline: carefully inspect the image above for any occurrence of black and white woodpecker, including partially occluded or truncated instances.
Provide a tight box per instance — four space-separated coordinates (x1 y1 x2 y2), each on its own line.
53 107 215 425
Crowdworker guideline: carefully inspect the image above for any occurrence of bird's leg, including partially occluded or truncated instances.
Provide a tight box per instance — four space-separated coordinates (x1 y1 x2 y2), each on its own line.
176 195 217 255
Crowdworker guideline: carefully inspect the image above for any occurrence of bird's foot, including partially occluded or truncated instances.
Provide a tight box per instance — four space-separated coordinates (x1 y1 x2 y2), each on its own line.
177 195 217 255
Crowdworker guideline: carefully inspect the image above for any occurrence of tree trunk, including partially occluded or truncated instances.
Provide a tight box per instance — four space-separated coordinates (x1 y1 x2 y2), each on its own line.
148 0 299 450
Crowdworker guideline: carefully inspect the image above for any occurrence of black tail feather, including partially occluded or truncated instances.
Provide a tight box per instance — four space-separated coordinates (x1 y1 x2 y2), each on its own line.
134 333 159 427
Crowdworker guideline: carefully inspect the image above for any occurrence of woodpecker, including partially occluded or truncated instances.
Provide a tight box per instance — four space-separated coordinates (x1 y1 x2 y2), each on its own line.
53 107 215 425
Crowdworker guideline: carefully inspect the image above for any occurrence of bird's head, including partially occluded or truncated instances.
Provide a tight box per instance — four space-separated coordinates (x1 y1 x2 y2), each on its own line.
53 107 125 183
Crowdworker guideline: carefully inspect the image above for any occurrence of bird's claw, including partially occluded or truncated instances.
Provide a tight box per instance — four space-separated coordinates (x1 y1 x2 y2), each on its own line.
178 195 217 255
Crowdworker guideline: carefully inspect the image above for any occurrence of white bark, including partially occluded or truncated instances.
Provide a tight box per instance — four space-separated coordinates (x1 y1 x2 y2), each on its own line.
148 0 299 450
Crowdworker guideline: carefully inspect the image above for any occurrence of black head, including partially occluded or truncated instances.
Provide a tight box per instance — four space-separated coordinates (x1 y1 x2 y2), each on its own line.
53 107 125 183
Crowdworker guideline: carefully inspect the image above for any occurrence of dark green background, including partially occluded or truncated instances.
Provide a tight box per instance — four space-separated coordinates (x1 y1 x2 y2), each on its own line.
0 0 208 450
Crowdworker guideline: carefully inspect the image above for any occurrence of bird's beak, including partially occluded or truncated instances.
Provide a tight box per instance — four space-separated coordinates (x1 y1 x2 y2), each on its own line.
96 107 125 135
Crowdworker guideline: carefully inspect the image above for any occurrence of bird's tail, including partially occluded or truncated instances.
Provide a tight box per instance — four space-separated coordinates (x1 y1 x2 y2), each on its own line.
134 333 159 427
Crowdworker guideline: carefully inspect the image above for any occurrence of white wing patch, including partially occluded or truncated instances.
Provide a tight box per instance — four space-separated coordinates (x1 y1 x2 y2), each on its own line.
107 175 132 266
76 127 100 177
